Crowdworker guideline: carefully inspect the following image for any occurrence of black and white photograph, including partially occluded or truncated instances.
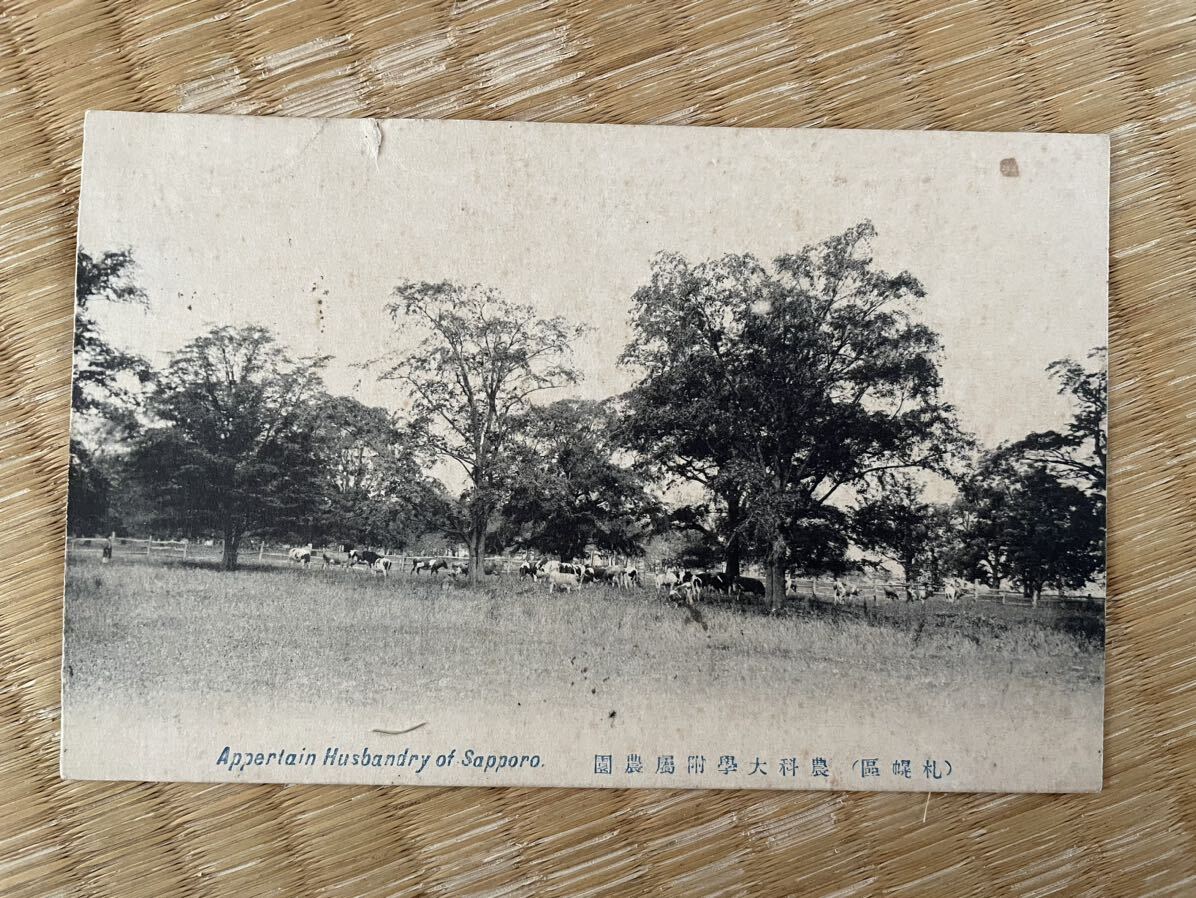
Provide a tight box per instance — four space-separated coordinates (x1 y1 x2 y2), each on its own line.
62 112 1108 792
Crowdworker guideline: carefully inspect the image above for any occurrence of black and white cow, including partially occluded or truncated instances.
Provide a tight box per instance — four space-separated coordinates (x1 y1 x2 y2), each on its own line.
347 548 390 575
411 557 449 576
700 571 733 596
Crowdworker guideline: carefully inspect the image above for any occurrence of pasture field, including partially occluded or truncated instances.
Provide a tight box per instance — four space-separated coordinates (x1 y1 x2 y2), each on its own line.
62 551 1104 791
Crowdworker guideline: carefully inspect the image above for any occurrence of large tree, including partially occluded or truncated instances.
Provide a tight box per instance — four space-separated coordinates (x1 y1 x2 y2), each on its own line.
500 399 660 560
310 396 447 549
378 281 585 584
73 249 150 416
622 222 966 607
127 325 327 569
951 453 1103 603
68 250 151 534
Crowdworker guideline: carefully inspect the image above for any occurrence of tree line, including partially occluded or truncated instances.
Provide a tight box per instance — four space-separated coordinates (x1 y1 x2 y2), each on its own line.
70 222 1105 605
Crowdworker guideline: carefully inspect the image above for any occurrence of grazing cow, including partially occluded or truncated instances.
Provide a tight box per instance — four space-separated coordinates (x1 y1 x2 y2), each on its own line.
545 570 581 594
348 548 385 570
372 557 392 577
655 569 679 594
700 572 733 596
734 576 766 598
831 578 860 605
411 557 448 576
287 546 312 566
619 567 640 589
903 583 929 602
882 585 901 602
672 571 703 605
592 566 619 587
519 561 540 581
944 579 961 603
540 560 588 579
451 560 500 577
321 551 345 569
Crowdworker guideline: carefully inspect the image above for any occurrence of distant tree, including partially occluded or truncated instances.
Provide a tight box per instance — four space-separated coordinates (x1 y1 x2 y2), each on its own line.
127 326 328 570
310 396 446 549
854 474 951 588
68 249 151 534
1003 467 1104 603
501 399 660 559
949 451 1019 588
73 249 151 415
377 281 585 584
622 223 967 608
1009 347 1107 495
647 527 724 571
67 441 113 536
951 452 1103 603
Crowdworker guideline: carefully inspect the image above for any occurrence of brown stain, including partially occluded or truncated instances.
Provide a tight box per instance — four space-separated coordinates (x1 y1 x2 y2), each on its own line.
1000 157 1021 177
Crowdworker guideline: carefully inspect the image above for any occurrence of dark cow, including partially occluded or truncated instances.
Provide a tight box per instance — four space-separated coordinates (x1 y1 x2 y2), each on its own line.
519 561 540 581
734 576 766 598
592 566 622 587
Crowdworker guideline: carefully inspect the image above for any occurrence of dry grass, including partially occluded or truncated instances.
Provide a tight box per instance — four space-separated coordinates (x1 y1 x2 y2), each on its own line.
64 551 1101 710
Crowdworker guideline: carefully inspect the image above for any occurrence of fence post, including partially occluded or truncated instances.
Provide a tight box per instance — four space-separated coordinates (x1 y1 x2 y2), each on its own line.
182 539 189 560
259 541 264 561
147 535 153 555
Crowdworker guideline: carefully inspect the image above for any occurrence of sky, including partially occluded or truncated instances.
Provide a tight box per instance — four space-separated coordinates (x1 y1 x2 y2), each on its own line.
80 112 1108 468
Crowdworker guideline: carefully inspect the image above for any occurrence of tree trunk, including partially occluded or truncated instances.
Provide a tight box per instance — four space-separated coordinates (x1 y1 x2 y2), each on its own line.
221 521 241 571
468 529 485 586
467 497 487 587
723 490 743 579
765 563 786 612
765 535 787 613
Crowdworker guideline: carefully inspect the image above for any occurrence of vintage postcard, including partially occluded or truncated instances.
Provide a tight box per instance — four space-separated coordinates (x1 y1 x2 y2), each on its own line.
63 112 1108 792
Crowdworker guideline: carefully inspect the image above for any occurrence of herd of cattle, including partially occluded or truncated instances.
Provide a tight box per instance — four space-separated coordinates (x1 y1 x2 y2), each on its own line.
285 545 986 606
287 545 990 607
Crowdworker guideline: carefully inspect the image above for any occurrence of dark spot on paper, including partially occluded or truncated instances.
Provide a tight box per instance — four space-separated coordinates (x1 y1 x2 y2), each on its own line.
1000 157 1020 177
608 710 616 719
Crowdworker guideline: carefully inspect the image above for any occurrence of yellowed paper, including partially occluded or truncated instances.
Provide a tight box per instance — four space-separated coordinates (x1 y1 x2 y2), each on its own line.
63 112 1107 792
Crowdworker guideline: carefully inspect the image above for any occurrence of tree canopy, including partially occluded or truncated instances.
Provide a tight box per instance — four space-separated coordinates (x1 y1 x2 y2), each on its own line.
127 325 328 569
377 281 586 582
621 222 967 605
949 348 1107 601
500 399 660 559
73 249 150 416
